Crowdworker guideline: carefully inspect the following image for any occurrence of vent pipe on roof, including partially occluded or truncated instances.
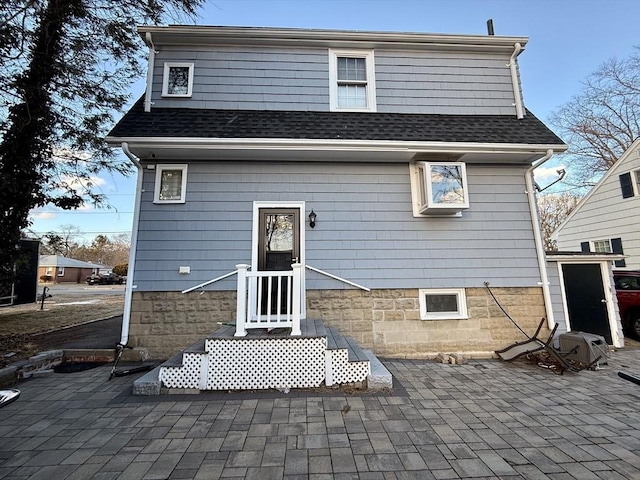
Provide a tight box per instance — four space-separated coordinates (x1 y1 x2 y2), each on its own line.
487 19 494 35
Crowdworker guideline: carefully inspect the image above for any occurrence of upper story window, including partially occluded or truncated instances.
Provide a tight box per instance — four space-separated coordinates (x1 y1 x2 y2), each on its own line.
162 62 194 97
329 49 376 112
154 165 188 204
409 161 469 216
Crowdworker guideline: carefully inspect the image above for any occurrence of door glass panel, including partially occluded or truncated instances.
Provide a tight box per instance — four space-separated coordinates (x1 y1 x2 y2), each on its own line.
264 214 294 271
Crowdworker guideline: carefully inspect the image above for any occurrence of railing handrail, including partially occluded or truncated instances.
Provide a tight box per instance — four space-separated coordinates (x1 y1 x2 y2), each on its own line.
246 269 293 278
305 264 370 292
181 269 239 294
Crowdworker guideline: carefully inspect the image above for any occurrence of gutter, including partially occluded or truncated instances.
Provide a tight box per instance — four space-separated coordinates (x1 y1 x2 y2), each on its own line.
143 32 157 113
106 136 567 155
508 42 525 119
525 149 555 328
120 142 143 345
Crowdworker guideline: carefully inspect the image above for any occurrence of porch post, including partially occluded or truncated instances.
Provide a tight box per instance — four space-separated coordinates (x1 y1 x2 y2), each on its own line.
291 263 302 336
235 264 249 337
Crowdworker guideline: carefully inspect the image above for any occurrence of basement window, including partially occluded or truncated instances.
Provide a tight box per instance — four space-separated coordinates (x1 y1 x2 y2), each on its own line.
154 165 188 204
409 161 469 216
162 63 194 97
419 288 468 320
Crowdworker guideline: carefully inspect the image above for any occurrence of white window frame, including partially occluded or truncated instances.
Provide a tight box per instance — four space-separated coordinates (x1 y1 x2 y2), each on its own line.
328 49 377 112
57 267 64 277
634 169 640 196
591 239 612 253
45 267 52 276
419 288 468 320
409 161 470 217
154 164 188 204
162 62 194 97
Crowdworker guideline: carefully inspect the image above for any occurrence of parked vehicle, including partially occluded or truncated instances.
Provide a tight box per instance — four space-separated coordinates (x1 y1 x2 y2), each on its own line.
86 272 124 285
613 270 640 339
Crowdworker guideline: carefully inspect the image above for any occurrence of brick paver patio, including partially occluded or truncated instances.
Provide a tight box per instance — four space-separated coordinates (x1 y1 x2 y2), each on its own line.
1 348 639 479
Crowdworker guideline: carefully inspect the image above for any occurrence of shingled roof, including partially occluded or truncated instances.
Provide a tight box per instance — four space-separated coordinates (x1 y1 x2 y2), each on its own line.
109 98 564 146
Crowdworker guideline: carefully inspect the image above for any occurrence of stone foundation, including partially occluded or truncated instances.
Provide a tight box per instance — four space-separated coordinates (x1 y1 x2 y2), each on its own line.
130 287 547 360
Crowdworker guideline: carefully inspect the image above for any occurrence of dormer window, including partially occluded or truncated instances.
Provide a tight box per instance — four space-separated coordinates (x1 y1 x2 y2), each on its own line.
162 62 194 97
329 49 376 112
409 161 469 216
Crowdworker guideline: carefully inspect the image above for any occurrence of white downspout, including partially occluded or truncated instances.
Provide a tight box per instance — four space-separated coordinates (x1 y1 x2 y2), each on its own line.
120 142 143 345
525 149 555 328
508 42 525 119
143 32 157 113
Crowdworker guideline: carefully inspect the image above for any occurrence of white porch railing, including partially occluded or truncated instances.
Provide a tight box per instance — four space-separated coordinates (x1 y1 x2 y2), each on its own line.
235 264 302 337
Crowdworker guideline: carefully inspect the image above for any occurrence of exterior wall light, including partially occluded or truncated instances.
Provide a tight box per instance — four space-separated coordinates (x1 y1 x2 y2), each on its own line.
309 210 317 228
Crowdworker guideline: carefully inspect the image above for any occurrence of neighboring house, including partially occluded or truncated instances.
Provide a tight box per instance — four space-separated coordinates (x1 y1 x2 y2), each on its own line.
38 255 105 284
553 138 640 270
107 25 572 361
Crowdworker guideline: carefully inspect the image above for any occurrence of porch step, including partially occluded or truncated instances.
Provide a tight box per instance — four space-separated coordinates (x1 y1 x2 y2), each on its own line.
137 318 390 394
326 327 368 362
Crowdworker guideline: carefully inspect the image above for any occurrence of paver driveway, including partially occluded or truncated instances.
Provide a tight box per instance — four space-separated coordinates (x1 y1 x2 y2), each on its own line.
1 349 639 479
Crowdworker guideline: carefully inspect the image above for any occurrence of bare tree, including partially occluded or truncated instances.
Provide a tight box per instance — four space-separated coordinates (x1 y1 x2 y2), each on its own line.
550 48 640 188
40 224 82 256
537 193 583 251
0 0 203 294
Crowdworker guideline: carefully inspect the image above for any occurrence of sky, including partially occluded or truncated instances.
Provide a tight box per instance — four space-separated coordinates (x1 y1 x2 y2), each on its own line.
28 0 640 244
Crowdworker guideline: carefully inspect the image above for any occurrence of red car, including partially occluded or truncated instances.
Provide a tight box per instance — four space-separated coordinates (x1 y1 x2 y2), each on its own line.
613 270 640 339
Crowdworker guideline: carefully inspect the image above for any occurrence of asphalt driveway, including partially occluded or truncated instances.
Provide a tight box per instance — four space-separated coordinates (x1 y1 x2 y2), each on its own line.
32 315 122 350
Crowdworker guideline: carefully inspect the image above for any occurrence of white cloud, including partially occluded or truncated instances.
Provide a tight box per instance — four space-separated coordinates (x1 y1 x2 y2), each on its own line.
30 209 56 220
59 174 107 195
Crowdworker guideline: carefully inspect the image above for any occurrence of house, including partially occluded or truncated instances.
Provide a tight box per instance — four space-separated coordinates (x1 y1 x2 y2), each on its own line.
38 255 104 284
553 138 640 270
107 25 571 371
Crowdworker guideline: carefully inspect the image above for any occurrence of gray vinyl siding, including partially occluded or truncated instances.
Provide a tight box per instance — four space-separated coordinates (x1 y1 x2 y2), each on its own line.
555 144 640 269
151 46 517 115
134 162 540 291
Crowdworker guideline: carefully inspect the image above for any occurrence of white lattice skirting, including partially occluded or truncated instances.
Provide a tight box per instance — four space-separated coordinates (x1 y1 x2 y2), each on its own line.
160 335 371 391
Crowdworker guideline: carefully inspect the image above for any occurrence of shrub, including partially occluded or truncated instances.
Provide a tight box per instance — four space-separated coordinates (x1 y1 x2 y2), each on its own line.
112 263 128 276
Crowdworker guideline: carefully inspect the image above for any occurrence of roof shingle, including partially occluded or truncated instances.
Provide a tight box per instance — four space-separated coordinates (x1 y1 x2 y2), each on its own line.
108 98 564 146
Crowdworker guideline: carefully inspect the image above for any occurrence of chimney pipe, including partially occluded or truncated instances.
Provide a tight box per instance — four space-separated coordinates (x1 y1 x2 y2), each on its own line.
487 19 495 35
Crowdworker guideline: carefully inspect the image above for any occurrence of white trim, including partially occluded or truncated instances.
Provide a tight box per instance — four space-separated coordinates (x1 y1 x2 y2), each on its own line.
107 136 567 154
57 267 64 277
251 201 306 319
161 62 194 97
418 288 468 320
138 25 529 51
555 260 622 348
329 49 377 112
153 164 188 204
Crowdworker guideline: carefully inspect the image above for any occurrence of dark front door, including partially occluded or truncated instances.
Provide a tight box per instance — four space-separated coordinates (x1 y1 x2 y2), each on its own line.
562 263 612 344
257 209 300 315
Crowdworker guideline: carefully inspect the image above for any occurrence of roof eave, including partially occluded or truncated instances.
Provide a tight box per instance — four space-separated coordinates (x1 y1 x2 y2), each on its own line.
107 136 567 164
138 25 528 52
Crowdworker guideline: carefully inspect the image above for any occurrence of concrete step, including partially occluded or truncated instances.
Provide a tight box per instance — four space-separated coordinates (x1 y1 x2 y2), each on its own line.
363 349 393 390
